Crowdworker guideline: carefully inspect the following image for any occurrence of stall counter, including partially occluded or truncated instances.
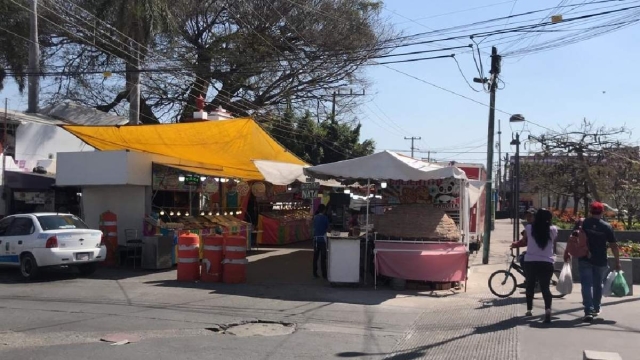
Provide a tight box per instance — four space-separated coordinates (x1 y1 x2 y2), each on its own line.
328 233 361 284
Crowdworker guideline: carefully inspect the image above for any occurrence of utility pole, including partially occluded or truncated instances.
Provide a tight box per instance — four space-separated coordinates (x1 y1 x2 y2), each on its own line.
511 133 521 251
2 99 7 216
27 0 40 113
404 136 421 158
331 89 365 120
478 46 502 265
497 119 502 210
129 44 141 125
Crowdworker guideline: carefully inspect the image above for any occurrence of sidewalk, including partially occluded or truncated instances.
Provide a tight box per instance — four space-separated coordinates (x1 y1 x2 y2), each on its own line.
384 219 639 360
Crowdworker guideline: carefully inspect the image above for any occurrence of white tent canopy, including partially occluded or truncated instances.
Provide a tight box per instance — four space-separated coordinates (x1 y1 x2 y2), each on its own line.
253 160 342 187
303 150 467 181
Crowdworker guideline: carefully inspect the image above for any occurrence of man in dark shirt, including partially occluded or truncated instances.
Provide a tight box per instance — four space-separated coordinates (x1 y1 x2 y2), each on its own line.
568 202 621 321
312 204 330 279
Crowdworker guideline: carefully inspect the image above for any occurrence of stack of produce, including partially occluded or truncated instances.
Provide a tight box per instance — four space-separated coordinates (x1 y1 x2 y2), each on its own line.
372 204 461 241
261 209 311 222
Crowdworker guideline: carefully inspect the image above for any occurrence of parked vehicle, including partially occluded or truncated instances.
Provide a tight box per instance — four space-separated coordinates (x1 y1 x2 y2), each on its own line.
0 213 106 280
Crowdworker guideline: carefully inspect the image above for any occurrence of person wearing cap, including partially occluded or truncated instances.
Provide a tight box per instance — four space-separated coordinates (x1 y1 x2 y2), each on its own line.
564 201 621 322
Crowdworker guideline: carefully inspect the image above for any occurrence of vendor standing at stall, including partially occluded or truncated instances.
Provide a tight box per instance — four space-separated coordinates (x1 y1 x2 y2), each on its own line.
348 211 360 237
313 204 330 279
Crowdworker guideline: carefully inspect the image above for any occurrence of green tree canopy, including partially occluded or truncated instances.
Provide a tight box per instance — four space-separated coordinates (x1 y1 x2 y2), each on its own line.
265 109 374 165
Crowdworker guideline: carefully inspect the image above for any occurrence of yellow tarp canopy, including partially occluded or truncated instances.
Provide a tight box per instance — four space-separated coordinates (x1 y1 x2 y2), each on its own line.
62 118 307 180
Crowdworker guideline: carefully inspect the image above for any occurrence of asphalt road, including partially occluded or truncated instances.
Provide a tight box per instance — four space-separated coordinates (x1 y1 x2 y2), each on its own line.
1 220 637 359
0 264 426 360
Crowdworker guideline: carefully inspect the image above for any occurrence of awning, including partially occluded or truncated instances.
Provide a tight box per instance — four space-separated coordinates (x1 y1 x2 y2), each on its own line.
252 160 342 187
304 150 467 181
467 180 485 207
5 170 55 190
62 118 307 180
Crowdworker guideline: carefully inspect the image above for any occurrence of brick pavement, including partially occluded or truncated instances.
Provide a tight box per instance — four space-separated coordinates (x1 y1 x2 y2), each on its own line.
384 219 523 359
385 219 639 360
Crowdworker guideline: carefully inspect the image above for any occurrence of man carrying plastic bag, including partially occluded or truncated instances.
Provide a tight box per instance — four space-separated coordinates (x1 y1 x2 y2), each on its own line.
563 202 621 322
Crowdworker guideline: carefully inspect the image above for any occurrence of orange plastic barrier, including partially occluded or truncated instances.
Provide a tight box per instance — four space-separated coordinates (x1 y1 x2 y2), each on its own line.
177 232 200 282
201 235 223 283
98 211 118 267
222 259 248 284
223 235 247 260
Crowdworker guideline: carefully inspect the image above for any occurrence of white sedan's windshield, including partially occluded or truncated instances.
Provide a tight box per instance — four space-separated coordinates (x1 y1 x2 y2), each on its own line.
37 215 89 231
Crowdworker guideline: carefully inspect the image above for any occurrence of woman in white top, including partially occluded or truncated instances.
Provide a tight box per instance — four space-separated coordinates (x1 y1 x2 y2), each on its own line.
511 208 558 323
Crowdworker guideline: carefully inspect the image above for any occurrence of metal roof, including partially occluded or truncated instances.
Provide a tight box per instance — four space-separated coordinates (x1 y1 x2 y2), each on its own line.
5 101 129 126
40 102 129 126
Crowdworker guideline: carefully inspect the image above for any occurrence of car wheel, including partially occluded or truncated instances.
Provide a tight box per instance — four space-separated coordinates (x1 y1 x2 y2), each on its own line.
78 263 98 276
20 253 40 281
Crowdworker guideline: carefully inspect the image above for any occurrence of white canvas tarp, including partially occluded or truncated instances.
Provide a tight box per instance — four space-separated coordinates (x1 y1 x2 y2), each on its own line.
303 150 467 181
253 160 342 187
467 180 485 207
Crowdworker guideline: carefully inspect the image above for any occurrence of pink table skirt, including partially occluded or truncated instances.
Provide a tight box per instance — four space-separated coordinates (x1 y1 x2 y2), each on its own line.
374 241 468 282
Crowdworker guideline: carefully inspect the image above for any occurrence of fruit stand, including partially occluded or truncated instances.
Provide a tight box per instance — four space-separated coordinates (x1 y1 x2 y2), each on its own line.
257 208 312 245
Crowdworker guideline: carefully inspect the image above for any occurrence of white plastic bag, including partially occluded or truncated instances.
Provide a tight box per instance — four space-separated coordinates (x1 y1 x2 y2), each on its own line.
556 262 573 294
603 271 616 297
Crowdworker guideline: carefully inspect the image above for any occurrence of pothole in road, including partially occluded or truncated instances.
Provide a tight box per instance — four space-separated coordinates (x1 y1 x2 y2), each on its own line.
206 320 296 337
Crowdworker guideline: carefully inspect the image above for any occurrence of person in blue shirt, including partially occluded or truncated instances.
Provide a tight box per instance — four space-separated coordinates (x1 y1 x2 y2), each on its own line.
312 204 330 279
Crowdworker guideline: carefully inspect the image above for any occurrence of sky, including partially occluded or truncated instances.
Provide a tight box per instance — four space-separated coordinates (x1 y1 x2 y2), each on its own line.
359 0 640 165
0 0 638 168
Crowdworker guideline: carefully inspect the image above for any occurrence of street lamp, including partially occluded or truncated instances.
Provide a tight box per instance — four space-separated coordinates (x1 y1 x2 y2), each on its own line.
509 114 525 247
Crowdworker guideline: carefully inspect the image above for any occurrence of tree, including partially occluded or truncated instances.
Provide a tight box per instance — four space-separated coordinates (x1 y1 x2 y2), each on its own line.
0 1 29 91
264 109 374 165
604 146 640 229
528 119 630 203
519 155 586 214
27 0 397 124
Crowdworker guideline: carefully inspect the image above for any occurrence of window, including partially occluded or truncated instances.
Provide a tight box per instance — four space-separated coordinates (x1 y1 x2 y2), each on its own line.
6 217 35 236
37 215 89 231
0 217 14 236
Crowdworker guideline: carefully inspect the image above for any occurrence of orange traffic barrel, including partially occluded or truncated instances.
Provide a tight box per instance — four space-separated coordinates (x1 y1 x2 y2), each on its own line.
224 235 247 260
222 258 248 284
98 211 118 267
201 235 223 283
177 232 200 282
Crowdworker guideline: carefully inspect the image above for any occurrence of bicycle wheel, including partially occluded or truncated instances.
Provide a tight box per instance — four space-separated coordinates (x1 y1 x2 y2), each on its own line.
550 269 567 298
488 270 517 298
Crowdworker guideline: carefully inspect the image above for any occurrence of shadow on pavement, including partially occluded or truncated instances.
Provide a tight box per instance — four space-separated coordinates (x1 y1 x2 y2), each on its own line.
527 317 616 329
145 249 401 306
476 297 526 309
336 311 524 359
0 263 176 283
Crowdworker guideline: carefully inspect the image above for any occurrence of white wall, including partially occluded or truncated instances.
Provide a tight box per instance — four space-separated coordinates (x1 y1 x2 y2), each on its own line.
16 123 93 172
57 151 152 186
57 150 218 187
82 185 146 245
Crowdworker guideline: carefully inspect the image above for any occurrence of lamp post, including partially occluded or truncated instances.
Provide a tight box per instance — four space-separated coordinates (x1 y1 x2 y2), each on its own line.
509 114 525 247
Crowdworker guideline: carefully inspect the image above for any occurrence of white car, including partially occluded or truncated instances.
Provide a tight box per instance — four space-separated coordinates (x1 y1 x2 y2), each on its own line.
0 213 107 280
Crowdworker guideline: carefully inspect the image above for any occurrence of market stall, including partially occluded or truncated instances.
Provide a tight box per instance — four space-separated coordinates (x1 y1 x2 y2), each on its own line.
257 207 312 245
304 151 473 288
57 119 310 269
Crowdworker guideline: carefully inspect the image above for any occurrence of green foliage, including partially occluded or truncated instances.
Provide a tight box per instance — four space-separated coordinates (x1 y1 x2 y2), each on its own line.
0 0 30 92
265 109 375 165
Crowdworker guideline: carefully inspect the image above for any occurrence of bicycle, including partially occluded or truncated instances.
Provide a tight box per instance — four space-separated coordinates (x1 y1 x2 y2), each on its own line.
488 250 566 299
